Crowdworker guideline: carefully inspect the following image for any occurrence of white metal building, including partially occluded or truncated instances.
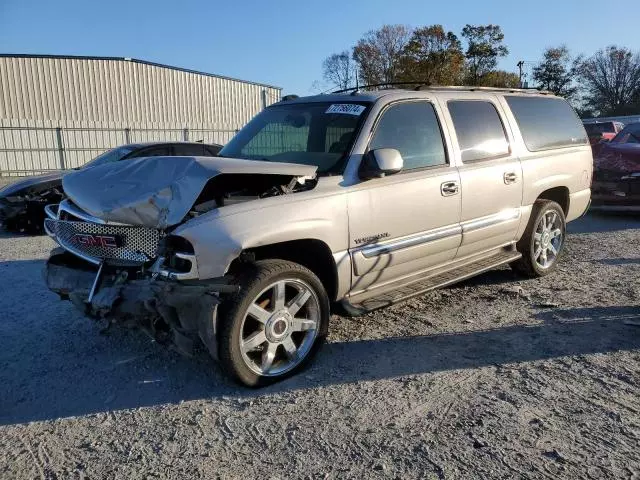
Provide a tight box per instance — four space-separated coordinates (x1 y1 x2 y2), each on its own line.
0 54 282 174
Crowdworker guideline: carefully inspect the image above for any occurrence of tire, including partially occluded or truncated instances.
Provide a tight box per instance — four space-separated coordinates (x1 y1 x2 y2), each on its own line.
511 200 566 278
218 259 330 387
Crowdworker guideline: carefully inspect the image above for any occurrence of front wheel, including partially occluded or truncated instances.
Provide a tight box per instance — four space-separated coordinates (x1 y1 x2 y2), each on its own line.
511 200 566 277
218 260 329 387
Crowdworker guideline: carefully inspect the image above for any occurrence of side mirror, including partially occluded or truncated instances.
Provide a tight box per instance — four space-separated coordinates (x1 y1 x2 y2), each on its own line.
359 148 404 179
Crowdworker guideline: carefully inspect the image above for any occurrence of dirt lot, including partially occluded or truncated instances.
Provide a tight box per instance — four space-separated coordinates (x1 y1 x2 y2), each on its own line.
0 212 639 479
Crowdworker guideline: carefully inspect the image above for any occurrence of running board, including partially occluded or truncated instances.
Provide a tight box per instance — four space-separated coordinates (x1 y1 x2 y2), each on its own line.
343 250 522 314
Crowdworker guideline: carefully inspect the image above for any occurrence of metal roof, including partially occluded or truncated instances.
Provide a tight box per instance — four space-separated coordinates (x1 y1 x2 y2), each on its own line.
0 53 281 90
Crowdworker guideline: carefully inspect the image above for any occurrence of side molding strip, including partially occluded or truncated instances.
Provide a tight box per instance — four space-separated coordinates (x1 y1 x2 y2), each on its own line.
360 225 462 258
357 208 521 259
461 208 521 233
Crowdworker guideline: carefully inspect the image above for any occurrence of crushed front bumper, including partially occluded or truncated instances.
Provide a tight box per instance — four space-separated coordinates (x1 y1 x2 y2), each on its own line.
45 248 239 358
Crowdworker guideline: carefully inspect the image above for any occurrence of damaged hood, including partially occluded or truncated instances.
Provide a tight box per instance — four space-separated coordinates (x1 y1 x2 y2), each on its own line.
62 156 317 229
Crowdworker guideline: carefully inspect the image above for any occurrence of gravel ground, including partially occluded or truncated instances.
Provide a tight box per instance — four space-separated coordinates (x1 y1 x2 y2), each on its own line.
1 212 639 479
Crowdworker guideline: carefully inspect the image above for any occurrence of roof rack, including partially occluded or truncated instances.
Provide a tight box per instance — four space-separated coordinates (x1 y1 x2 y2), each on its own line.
415 85 552 95
332 83 551 95
332 82 426 94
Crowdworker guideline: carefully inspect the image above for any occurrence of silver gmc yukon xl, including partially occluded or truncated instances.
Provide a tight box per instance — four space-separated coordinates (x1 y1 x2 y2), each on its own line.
44 87 592 386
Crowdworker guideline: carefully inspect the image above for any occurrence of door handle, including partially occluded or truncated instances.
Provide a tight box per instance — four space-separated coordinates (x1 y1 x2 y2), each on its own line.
441 181 460 196
504 172 518 184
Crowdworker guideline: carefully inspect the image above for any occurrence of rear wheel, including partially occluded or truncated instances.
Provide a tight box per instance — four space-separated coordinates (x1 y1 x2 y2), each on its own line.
511 200 566 277
218 260 329 387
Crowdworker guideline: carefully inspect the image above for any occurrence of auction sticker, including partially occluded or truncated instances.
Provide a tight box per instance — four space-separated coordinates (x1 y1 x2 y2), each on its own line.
326 104 366 115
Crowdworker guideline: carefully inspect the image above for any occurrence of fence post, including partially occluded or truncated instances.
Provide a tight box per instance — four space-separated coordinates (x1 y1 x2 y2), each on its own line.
124 127 131 144
55 127 65 170
261 89 267 109
183 128 189 141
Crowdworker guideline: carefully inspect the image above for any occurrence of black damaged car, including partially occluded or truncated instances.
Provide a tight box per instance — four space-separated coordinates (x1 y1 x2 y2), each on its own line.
0 141 222 233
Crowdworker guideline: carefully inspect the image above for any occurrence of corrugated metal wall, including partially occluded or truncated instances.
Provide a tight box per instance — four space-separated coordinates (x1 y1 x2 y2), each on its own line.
0 56 281 128
0 55 281 174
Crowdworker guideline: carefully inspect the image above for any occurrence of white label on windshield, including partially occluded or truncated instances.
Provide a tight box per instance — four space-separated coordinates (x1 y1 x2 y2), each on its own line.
326 104 366 116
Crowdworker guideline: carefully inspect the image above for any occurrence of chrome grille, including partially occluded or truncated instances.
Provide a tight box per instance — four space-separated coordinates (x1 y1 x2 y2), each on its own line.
45 218 160 266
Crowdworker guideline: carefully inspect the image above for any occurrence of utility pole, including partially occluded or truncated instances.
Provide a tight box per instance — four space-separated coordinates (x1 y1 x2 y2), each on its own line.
517 61 525 88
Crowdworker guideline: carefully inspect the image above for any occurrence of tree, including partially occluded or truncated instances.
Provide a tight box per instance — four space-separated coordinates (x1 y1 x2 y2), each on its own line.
397 25 465 85
352 24 413 85
479 70 520 88
576 46 640 116
322 51 355 91
461 24 509 85
532 46 578 98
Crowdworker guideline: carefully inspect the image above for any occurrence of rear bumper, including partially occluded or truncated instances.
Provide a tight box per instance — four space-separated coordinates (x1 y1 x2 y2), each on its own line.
591 179 640 210
45 248 239 358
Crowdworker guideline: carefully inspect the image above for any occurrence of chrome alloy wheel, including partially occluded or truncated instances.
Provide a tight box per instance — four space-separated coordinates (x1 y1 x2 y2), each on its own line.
239 278 320 376
533 209 563 269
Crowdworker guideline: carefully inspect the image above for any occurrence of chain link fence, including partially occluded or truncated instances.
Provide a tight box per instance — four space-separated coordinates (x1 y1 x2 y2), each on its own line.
0 126 239 176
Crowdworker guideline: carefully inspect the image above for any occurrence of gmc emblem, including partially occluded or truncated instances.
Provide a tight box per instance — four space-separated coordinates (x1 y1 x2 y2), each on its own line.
72 233 122 248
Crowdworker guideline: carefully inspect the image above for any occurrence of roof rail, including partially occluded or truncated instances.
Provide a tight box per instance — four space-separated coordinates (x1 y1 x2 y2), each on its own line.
332 82 427 93
332 83 552 95
414 85 552 95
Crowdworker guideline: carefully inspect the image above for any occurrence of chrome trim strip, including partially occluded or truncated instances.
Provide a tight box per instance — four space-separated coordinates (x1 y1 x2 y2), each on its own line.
43 222 54 237
461 209 521 233
360 225 462 258
44 204 58 220
158 253 200 280
87 261 105 303
55 241 102 266
58 199 107 224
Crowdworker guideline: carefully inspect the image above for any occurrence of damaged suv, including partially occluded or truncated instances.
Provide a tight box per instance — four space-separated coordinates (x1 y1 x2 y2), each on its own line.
44 87 592 386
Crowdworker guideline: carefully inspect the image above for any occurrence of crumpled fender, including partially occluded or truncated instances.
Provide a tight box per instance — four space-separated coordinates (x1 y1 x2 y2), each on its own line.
173 188 349 279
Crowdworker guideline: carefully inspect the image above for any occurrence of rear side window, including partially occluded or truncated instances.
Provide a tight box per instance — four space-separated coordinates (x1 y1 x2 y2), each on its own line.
173 144 205 156
369 101 447 170
448 101 510 162
133 146 173 157
506 96 588 151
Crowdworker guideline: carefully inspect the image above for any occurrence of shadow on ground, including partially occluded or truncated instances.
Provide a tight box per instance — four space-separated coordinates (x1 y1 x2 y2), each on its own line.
568 211 640 234
1 255 638 425
597 258 640 266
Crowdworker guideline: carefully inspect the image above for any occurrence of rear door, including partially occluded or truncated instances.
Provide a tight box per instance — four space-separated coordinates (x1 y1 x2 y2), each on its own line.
440 97 523 258
347 100 462 297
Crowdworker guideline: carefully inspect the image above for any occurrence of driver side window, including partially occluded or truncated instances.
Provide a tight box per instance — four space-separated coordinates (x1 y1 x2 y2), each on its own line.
369 101 447 170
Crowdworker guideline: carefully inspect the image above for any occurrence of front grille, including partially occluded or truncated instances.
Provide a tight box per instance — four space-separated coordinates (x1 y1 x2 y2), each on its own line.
45 218 160 266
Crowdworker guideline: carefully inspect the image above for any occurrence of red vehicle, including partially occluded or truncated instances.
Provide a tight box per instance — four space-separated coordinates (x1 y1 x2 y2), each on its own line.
592 122 640 211
584 120 626 145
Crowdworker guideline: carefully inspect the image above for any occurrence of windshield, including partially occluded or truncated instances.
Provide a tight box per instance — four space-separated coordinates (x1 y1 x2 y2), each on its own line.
218 101 370 174
584 122 615 135
82 145 138 169
611 124 640 144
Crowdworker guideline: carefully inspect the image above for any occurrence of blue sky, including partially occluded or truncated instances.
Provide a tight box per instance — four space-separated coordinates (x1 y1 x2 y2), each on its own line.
1 0 639 94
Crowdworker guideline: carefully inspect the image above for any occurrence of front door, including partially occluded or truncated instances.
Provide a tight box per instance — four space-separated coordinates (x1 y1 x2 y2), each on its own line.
439 97 524 258
346 100 462 299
